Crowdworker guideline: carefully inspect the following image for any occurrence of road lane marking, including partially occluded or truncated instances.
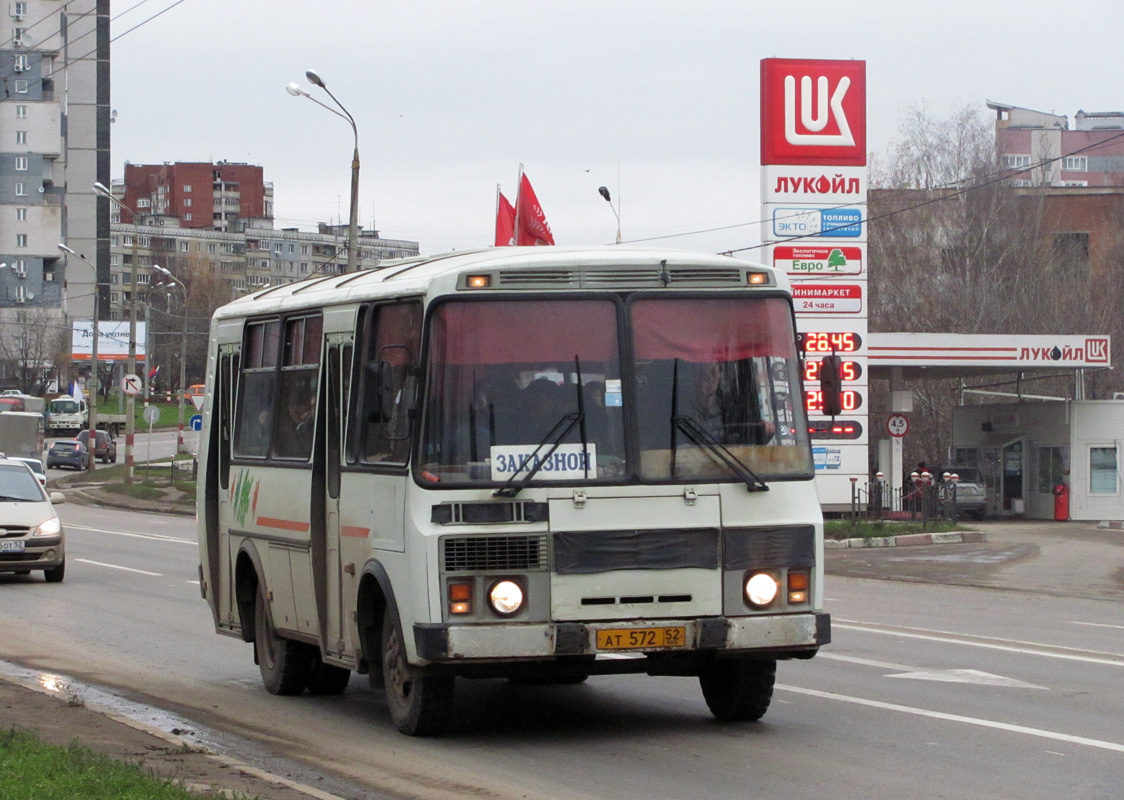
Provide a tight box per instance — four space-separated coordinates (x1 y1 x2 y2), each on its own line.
778 684 1124 753
1069 621 1124 630
68 525 195 546
75 559 163 576
835 621 1124 667
819 653 1045 689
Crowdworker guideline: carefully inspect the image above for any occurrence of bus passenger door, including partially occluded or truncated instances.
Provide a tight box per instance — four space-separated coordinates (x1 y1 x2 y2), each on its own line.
210 346 239 632
322 340 350 659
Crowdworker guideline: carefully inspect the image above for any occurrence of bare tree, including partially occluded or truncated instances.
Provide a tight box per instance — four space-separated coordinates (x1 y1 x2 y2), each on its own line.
0 307 69 394
868 102 1124 467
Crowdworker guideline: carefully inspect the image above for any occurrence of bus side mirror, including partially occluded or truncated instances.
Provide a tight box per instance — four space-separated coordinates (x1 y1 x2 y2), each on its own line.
821 354 844 417
366 361 395 423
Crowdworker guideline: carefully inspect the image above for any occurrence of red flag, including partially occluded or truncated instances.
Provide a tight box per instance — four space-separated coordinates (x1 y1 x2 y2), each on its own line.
515 173 555 246
495 191 515 247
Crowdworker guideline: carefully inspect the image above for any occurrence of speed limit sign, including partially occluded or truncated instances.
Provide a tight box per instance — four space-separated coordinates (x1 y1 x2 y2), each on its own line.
886 414 910 438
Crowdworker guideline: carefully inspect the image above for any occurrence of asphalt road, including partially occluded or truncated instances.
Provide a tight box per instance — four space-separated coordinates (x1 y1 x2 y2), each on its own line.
0 511 1120 799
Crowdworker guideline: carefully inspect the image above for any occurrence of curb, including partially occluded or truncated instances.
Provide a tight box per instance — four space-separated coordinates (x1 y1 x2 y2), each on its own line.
0 672 346 800
1097 520 1124 530
56 484 196 517
825 530 988 549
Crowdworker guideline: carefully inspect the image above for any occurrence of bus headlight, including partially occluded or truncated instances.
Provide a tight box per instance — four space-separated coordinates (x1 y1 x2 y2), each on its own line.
488 580 524 616
745 572 779 607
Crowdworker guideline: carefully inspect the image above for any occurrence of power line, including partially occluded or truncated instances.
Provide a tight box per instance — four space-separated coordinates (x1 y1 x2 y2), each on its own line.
616 128 1124 254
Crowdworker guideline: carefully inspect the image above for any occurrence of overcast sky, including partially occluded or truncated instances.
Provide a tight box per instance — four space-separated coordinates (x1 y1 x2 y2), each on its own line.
109 0 1124 257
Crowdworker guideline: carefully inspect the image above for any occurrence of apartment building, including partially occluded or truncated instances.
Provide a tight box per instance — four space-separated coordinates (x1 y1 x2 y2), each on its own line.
105 212 420 320
0 0 109 321
119 161 273 232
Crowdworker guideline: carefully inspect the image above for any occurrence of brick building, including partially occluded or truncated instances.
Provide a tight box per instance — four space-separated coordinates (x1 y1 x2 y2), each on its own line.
120 161 272 232
989 101 1124 187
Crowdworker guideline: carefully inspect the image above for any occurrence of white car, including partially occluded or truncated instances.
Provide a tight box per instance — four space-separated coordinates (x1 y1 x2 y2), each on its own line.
0 457 66 582
9 456 46 488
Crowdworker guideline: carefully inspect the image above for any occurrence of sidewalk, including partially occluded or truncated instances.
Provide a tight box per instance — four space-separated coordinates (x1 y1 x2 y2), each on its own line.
826 518 1124 600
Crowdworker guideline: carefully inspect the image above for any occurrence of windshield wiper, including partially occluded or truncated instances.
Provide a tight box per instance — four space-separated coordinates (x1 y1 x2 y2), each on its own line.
493 412 584 498
671 415 769 492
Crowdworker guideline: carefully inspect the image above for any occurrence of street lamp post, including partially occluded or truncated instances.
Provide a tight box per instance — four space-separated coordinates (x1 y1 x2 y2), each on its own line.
287 70 360 274
598 186 622 245
153 265 188 454
57 244 102 474
92 181 139 484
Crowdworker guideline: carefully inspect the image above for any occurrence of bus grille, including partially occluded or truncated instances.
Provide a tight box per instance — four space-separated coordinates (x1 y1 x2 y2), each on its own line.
442 535 548 572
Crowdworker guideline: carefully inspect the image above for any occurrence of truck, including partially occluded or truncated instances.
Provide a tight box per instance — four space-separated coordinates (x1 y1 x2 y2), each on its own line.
0 394 45 415
46 396 127 437
0 410 45 462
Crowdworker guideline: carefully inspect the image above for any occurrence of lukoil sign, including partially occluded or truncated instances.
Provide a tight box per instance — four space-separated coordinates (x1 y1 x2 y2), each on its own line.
761 59 866 167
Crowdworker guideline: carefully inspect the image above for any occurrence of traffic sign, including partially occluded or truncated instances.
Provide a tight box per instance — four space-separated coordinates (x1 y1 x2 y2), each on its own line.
190 394 205 411
886 414 910 438
143 405 160 425
121 373 142 396
190 414 203 431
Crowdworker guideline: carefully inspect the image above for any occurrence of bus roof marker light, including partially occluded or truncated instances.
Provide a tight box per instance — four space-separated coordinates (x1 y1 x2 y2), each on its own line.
747 272 769 285
465 274 491 289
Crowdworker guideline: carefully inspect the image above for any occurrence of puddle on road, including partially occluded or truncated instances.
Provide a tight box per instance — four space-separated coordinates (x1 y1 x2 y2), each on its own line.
0 658 224 751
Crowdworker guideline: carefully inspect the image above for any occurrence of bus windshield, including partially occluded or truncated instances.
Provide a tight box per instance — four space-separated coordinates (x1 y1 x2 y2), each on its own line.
418 295 812 487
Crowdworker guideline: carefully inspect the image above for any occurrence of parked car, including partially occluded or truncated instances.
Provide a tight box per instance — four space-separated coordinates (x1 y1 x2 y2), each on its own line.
935 466 988 520
76 429 118 464
0 456 66 582
46 440 90 471
9 456 46 487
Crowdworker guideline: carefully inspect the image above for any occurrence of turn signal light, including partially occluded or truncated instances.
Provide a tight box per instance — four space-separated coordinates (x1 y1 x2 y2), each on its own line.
449 581 472 614
788 571 809 604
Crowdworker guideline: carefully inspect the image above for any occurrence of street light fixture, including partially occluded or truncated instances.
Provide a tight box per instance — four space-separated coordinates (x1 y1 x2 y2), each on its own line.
57 244 103 474
92 181 140 484
598 186 622 245
153 264 189 454
286 69 360 274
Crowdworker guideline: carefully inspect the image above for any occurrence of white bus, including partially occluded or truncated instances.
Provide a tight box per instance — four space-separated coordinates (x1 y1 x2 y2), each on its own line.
197 246 831 736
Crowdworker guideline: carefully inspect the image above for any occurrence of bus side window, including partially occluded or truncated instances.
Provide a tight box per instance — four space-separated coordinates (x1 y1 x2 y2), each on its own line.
359 301 422 465
233 319 280 458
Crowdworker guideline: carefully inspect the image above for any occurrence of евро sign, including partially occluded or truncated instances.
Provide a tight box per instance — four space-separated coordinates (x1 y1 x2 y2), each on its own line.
761 58 866 166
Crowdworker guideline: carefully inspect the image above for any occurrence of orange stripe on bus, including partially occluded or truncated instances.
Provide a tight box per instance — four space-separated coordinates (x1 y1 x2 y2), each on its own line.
341 526 370 538
256 517 310 532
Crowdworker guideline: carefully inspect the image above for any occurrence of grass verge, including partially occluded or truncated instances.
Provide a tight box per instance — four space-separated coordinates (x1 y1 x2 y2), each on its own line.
825 519 964 540
0 728 247 799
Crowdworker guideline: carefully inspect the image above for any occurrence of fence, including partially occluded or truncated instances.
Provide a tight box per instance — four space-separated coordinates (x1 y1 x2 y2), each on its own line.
848 476 964 524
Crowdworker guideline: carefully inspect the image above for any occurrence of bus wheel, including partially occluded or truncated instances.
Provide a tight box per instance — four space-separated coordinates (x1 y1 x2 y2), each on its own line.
698 657 776 722
381 613 453 736
254 587 313 695
306 660 351 695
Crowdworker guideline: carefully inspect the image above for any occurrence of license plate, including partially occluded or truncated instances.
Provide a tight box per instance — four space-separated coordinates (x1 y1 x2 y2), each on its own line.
596 626 687 650
0 541 26 553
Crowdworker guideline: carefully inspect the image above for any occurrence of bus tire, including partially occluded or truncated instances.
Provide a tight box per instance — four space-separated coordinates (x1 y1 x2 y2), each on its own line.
254 587 313 695
306 660 351 695
382 612 453 736
699 657 775 722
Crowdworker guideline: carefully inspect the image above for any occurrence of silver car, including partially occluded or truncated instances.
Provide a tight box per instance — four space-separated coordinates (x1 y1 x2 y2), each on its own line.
0 457 67 582
936 466 988 520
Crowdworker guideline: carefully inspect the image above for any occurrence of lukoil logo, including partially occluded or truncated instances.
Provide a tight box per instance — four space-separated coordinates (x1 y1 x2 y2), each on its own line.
761 59 866 167
784 74 854 148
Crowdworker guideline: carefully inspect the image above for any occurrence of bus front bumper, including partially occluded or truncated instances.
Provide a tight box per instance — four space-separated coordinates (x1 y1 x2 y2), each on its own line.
415 611 829 662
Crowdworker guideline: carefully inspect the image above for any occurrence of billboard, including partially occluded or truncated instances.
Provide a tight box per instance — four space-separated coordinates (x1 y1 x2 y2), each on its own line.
71 320 147 361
